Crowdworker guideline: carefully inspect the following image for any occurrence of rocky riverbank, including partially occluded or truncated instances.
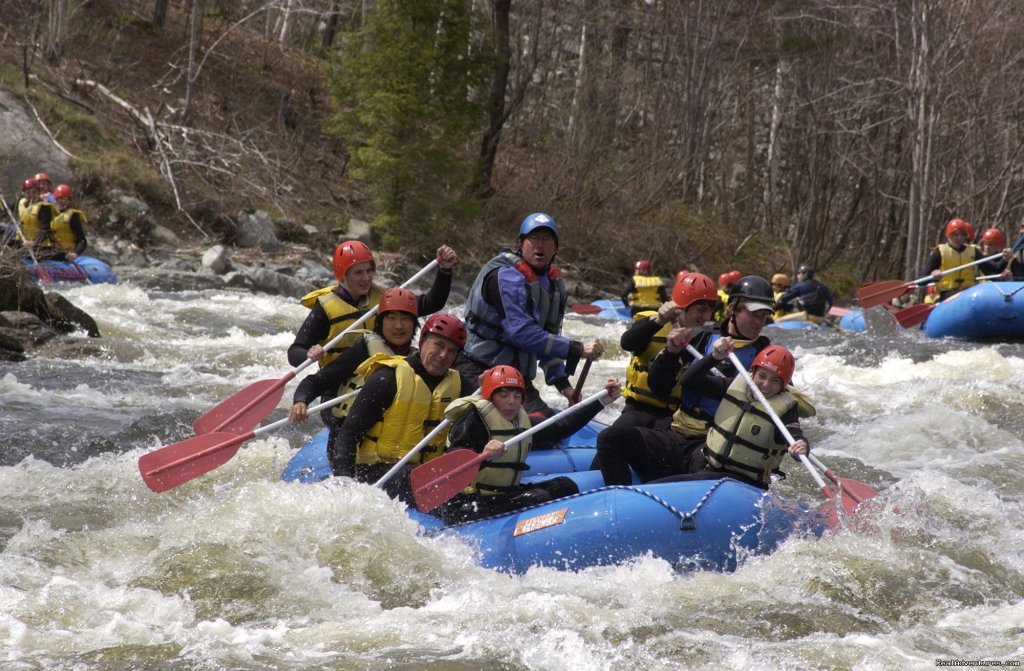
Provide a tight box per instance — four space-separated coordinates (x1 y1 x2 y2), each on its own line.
0 210 462 362
0 206 613 362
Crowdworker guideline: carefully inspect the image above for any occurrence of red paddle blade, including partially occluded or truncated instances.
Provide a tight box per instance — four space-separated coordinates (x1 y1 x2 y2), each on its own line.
834 478 879 513
857 280 915 309
411 449 489 513
569 303 603 315
193 375 290 435
138 431 250 493
894 303 934 328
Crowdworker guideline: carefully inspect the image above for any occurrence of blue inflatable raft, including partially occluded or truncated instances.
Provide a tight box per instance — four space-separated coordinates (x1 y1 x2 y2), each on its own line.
281 421 605 483
23 255 118 284
408 476 826 573
591 299 632 321
923 281 1024 340
281 424 828 574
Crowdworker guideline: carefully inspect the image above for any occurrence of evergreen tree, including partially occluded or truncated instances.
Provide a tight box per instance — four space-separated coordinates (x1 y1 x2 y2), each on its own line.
329 0 494 249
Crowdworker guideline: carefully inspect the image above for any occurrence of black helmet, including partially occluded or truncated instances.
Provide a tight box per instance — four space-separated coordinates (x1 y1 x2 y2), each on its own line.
728 275 774 305
797 265 814 279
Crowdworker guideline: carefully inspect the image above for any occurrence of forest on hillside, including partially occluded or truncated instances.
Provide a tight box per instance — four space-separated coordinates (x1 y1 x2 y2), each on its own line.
6 0 1024 290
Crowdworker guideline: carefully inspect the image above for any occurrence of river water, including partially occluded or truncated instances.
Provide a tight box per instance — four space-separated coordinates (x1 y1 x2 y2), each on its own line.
2 280 1023 670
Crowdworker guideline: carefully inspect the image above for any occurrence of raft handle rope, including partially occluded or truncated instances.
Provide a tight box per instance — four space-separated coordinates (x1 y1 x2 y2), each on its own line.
993 282 1024 301
424 479 731 535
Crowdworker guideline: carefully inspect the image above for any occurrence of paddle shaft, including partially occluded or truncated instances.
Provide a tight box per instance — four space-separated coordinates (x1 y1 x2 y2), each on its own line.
571 358 594 403
806 452 867 504
295 258 441 377
142 390 358 480
373 417 454 488
686 343 727 378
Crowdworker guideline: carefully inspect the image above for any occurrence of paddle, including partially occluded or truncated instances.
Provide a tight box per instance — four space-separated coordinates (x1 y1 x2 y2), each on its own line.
857 234 1024 308
372 416 456 488
570 358 594 404
893 303 934 328
1 197 53 284
569 303 603 315
192 259 440 436
726 351 877 518
139 390 359 492
805 452 878 507
411 389 611 513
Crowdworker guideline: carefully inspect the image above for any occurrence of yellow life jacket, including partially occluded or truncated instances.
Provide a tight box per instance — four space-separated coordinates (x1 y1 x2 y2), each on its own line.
936 243 978 294
704 377 797 486
628 275 663 311
17 198 33 224
331 334 396 419
46 208 86 251
444 397 532 494
21 201 57 243
354 357 461 466
299 284 384 366
772 290 788 320
622 312 679 410
713 289 730 322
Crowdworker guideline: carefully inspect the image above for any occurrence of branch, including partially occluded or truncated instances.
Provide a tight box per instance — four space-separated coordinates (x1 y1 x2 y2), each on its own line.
23 96 77 160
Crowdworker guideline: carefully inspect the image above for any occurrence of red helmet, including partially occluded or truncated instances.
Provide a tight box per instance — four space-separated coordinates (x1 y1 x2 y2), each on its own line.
419 313 466 348
718 270 742 288
34 172 51 186
378 287 418 317
672 272 717 309
480 365 526 400
980 228 1006 247
634 259 651 274
53 184 73 200
945 218 971 238
21 178 37 192
751 345 795 386
332 240 375 280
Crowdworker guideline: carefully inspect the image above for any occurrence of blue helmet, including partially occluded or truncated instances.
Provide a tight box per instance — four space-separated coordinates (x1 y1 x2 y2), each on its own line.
518 212 559 244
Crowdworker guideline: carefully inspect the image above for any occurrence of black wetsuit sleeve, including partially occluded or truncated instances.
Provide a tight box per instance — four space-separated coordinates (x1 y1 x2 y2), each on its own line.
446 407 491 453
621 280 635 306
328 367 397 476
679 352 731 400
288 303 330 366
648 347 694 395
922 249 943 276
416 267 453 315
619 316 662 354
69 212 87 255
531 398 603 447
778 405 807 457
33 206 53 245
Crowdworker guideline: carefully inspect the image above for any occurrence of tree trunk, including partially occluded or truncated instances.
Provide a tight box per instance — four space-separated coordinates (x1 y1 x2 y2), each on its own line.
470 0 511 198
152 0 169 28
904 0 934 278
278 0 296 43
321 0 341 49
182 0 203 123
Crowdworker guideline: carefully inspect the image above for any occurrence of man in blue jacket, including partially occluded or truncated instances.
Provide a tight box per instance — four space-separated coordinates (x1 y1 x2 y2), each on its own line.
459 212 604 418
775 265 834 323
